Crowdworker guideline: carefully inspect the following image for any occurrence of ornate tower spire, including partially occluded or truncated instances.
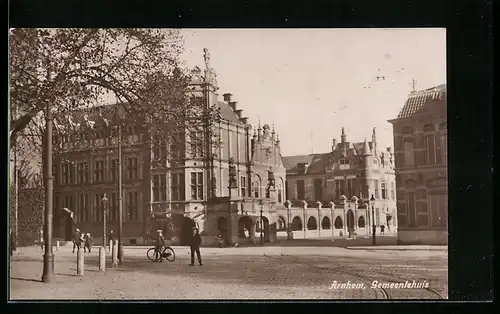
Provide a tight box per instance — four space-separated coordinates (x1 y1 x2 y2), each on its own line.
372 127 377 154
341 127 346 143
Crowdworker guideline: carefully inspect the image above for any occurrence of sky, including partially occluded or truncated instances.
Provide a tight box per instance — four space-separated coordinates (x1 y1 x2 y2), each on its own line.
180 28 447 156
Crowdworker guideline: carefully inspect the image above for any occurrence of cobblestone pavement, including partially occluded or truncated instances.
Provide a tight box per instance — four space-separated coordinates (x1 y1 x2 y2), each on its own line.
9 245 447 300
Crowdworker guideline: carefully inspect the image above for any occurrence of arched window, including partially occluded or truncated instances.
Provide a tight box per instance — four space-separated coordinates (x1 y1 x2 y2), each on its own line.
358 216 366 228
291 216 302 231
334 216 343 229
307 217 317 230
277 216 286 231
321 217 331 229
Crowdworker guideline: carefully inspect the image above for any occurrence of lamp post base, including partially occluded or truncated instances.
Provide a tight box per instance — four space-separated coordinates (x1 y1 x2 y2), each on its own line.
41 253 55 283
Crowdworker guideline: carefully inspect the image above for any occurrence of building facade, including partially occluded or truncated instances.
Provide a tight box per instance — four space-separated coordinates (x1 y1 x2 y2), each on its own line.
388 84 447 245
280 128 397 238
52 59 286 246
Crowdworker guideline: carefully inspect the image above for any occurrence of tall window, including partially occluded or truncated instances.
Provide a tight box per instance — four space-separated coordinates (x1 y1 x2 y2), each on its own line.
335 180 341 198
425 134 437 165
296 180 305 200
391 182 395 200
94 160 105 183
277 183 282 203
252 177 261 198
381 182 387 199
62 163 74 185
110 192 118 221
190 172 204 200
152 174 167 202
170 133 184 160
240 176 246 197
126 157 139 180
374 180 380 199
190 131 204 157
110 159 118 182
172 173 185 201
76 162 89 184
78 194 89 223
347 179 353 198
314 179 323 201
404 141 415 167
127 191 139 221
406 192 416 228
429 194 448 228
93 193 104 223
152 143 167 162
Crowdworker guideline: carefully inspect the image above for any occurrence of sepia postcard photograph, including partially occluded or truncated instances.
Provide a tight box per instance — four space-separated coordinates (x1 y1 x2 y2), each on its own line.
8 28 449 300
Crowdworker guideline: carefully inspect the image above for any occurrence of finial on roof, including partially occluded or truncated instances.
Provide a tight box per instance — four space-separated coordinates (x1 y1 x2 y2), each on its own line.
412 78 417 92
373 127 376 135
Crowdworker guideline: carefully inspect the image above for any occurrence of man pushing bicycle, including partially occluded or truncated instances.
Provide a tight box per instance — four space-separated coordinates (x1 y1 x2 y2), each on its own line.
155 229 166 262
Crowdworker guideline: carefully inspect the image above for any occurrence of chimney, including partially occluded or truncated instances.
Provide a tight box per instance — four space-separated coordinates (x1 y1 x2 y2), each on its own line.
229 101 237 111
332 139 337 151
239 117 248 124
234 109 243 118
223 93 233 102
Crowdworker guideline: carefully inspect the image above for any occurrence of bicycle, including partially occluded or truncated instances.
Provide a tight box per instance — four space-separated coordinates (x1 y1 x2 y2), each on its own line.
147 244 176 262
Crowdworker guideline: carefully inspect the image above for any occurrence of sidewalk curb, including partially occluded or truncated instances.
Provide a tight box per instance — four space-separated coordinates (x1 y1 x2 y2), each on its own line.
345 247 448 251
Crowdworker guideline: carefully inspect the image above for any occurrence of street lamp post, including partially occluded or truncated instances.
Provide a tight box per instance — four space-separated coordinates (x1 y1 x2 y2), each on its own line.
329 201 335 241
228 157 237 246
102 194 109 248
117 122 124 264
370 194 376 245
258 199 264 245
302 201 307 239
42 97 55 283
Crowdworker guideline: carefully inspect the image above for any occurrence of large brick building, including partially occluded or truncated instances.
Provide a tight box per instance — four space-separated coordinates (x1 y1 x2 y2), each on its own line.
51 56 286 246
388 84 447 245
281 128 397 238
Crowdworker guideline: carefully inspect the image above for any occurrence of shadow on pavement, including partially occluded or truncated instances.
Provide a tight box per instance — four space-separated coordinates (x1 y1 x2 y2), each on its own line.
240 236 397 248
10 277 42 283
81 253 372 289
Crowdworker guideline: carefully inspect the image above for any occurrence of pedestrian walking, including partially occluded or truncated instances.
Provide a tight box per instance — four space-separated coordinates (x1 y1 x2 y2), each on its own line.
84 233 94 253
10 229 16 256
73 228 81 253
189 227 203 266
381 225 385 235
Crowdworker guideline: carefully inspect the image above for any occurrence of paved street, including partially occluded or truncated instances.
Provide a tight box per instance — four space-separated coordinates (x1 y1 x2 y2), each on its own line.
9 243 447 300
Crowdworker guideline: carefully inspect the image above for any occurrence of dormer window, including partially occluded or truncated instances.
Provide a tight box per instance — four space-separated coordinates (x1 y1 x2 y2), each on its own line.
339 158 350 170
297 163 308 174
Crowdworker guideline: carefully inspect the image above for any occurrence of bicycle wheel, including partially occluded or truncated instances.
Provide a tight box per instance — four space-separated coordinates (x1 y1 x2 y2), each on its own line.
147 248 159 262
163 247 175 262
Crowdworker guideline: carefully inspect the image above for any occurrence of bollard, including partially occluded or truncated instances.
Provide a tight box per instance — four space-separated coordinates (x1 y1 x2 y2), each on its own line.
77 248 84 276
118 244 124 264
112 241 118 267
99 247 106 271
56 241 59 251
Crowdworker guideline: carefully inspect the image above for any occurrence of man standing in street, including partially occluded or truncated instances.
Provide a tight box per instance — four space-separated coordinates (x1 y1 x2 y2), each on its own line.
189 227 203 266
73 228 81 253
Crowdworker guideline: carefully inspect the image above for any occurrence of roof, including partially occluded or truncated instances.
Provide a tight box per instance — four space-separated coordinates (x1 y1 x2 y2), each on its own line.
282 153 330 174
216 101 243 124
352 141 373 156
396 84 446 119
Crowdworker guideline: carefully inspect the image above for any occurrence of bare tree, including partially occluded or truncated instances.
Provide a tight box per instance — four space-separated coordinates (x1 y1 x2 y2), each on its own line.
9 28 185 149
